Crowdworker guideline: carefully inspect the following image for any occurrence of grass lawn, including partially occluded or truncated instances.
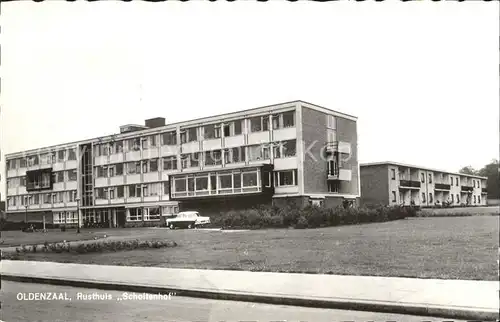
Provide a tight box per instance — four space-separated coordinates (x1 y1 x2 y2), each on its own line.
0 229 108 247
3 216 498 281
418 206 499 217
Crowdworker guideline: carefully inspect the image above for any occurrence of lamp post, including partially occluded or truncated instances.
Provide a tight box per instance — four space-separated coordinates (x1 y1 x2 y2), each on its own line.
76 197 81 234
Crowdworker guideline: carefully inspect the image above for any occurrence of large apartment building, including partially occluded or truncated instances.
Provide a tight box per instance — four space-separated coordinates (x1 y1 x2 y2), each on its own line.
360 162 488 208
4 101 359 227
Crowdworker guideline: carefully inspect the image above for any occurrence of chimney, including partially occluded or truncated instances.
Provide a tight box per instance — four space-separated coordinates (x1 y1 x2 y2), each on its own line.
145 117 166 129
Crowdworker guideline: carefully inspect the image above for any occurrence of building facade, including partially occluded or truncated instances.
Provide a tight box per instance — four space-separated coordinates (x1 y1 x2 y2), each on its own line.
4 101 359 227
360 162 488 208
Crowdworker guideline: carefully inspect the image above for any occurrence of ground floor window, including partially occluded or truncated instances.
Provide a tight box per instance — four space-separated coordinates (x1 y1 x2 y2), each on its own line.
274 169 297 187
53 211 78 224
127 208 143 221
144 207 160 221
328 181 340 193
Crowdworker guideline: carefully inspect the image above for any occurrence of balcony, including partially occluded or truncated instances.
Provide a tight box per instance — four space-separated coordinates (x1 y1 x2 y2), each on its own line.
461 186 473 193
434 183 451 191
481 188 488 194
399 180 421 189
327 168 352 181
325 141 351 155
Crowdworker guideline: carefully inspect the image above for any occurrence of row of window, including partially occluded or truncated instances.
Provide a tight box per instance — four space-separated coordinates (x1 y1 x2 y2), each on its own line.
94 182 168 200
172 169 298 193
128 208 161 221
7 149 77 170
92 112 297 157
53 211 78 224
94 142 297 177
392 191 483 204
7 170 78 189
391 169 483 187
7 191 78 207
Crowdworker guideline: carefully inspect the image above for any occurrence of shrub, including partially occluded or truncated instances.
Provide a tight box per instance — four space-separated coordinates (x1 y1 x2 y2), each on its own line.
294 216 308 229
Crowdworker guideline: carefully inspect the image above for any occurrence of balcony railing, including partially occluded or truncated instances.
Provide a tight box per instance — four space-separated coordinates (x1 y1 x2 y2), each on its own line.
461 186 473 193
399 180 421 189
435 183 451 190
327 168 352 181
325 141 351 154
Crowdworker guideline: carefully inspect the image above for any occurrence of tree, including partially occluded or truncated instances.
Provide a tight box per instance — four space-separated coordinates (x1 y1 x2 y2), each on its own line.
477 159 499 200
459 166 478 175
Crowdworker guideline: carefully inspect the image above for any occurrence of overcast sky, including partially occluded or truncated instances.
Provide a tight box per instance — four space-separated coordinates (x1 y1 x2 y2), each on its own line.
1 2 498 199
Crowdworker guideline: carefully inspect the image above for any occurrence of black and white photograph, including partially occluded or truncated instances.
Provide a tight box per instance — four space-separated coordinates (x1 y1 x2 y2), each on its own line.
0 1 499 321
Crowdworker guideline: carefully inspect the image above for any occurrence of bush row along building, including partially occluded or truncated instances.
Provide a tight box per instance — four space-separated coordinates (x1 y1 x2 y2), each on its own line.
3 101 487 227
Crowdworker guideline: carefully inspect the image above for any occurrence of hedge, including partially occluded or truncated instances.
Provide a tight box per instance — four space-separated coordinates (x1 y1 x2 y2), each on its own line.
210 205 417 230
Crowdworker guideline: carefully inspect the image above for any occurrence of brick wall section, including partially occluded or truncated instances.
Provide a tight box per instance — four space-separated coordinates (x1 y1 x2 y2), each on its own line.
360 165 390 206
301 107 329 194
301 106 359 195
336 117 359 195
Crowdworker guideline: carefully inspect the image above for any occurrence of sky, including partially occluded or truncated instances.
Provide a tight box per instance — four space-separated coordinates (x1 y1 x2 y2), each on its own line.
0 1 498 200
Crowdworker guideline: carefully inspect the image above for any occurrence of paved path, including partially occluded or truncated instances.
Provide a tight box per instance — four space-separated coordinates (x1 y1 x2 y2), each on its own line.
1 260 498 320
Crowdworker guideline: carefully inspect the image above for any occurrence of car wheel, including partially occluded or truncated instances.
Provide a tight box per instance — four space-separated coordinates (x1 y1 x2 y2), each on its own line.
169 223 175 230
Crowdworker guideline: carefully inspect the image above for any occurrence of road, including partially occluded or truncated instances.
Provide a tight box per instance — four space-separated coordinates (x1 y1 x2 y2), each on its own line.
2 281 465 322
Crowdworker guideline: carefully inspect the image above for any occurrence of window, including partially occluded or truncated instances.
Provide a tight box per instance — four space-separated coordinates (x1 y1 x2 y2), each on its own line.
249 116 269 132
223 123 231 137
282 111 295 128
96 166 107 178
225 147 245 164
20 177 26 187
327 115 336 129
262 172 271 187
128 138 141 151
428 174 432 184
58 150 66 162
451 194 454 203
421 193 426 203
117 186 124 198
242 171 258 187
163 157 177 171
275 170 298 187
273 144 281 159
68 191 77 202
126 162 141 175
181 127 198 143
52 194 57 204
450 177 453 186
162 131 177 146
95 188 105 200
190 153 200 168
112 141 124 154
56 171 64 182
181 155 189 169
128 184 141 198
19 158 27 168
420 173 425 183
391 169 396 180
478 181 481 188
233 120 242 135
127 208 143 221
146 183 160 196
68 148 76 160
150 159 158 172
203 124 221 140
205 150 222 166
455 178 458 186
67 169 77 181
189 177 196 192
163 181 170 195
57 192 63 203
456 194 460 203
195 175 209 190
233 173 241 188
392 191 397 202
248 145 262 161
174 177 187 192
144 208 160 221
27 155 39 166
282 140 296 158
429 193 433 203
219 173 232 189
142 185 149 197
272 114 280 130
115 163 123 176
478 195 481 204
473 195 476 204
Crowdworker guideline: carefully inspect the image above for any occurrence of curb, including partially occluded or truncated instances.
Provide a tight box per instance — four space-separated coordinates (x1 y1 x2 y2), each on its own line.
3 273 498 321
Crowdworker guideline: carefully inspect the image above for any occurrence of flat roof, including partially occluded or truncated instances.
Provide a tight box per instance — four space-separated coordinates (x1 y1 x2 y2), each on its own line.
360 161 488 179
5 100 357 158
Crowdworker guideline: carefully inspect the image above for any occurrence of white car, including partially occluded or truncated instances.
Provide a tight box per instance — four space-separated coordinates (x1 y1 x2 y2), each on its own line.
166 211 211 229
